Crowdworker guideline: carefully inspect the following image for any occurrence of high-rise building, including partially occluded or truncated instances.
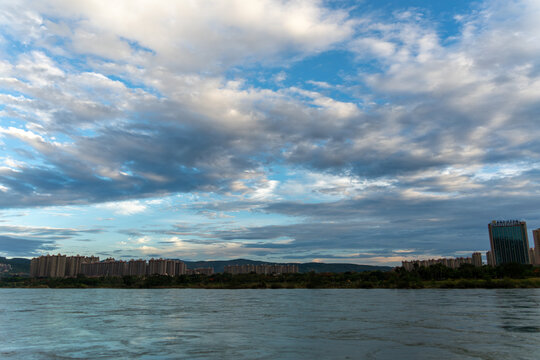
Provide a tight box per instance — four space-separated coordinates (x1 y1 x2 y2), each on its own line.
488 220 530 265
533 229 540 265
529 248 537 266
30 254 99 278
486 251 495 266
472 252 482 267
401 256 475 271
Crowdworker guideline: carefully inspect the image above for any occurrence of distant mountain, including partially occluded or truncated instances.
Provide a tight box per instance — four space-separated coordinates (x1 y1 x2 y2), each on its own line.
183 259 273 273
0 257 391 275
298 262 391 273
0 257 31 273
183 259 392 273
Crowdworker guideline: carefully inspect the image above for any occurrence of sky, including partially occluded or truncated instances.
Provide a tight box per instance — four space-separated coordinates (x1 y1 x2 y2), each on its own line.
1 0 540 265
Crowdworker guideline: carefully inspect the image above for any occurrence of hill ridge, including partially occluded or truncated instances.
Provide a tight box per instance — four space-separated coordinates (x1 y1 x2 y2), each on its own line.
1 257 392 274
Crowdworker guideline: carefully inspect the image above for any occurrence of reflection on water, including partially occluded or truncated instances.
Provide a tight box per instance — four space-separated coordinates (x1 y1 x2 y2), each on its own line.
1 289 539 359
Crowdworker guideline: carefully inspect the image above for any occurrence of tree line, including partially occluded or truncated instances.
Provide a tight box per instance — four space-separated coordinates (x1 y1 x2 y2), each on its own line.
1 263 539 289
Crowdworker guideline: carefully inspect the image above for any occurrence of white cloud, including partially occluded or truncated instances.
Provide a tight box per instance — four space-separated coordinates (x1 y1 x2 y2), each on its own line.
13 0 353 72
278 170 395 200
306 80 332 89
352 37 396 58
99 200 146 215
134 236 277 260
273 71 287 83
134 236 150 244
393 249 416 254
250 179 280 201
137 245 161 254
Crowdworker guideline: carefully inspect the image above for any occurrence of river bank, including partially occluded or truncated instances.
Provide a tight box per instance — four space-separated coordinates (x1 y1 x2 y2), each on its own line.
2 270 540 289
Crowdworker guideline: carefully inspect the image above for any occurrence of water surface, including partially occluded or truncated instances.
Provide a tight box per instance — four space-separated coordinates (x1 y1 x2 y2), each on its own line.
1 289 539 359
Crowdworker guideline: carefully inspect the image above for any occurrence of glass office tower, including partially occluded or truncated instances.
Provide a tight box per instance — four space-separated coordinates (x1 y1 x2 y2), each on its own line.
488 220 530 265
533 229 540 265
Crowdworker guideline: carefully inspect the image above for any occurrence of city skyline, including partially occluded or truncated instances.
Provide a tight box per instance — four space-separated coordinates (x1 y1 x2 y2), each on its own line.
29 253 299 278
2 1 540 266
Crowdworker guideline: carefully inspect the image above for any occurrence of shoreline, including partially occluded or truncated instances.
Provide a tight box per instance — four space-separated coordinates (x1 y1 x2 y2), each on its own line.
2 277 540 289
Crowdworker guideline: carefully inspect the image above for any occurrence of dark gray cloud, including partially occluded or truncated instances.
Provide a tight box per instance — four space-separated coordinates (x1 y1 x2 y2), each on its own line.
0 225 103 257
108 169 540 261
209 187 540 258
4 75 540 211
0 235 57 257
2 42 540 209
0 121 247 207
0 225 102 240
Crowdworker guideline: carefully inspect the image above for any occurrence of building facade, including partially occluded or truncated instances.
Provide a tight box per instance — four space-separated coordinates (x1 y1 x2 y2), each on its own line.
529 248 537 266
81 258 187 277
472 252 482 267
488 220 530 265
0 263 12 273
30 254 99 278
30 255 188 278
533 229 540 265
486 251 495 266
402 256 475 271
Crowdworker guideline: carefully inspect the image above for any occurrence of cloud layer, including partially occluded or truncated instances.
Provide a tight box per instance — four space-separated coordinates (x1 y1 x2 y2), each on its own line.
1 0 540 263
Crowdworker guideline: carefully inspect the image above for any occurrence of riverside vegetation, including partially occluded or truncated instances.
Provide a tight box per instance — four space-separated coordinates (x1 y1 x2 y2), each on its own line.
1 263 540 289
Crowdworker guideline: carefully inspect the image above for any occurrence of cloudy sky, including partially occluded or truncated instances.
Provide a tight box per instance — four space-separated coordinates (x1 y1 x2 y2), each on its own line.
1 0 539 265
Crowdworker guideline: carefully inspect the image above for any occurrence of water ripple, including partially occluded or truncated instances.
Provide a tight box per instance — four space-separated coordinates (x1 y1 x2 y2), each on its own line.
0 288 539 359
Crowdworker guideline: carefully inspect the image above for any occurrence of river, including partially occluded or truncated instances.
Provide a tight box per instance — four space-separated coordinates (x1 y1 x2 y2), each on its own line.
1 289 539 359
